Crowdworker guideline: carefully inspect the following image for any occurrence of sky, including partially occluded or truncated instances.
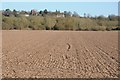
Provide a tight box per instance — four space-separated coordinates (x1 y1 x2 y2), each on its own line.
1 0 119 2
2 2 118 17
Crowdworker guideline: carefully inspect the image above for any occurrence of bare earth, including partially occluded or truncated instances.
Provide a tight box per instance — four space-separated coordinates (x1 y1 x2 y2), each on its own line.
2 30 118 78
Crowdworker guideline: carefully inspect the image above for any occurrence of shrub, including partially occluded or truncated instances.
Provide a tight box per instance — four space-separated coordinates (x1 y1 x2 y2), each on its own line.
2 15 118 31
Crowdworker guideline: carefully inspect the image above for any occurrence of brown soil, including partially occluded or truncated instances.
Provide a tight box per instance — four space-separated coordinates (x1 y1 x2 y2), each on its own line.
2 30 118 78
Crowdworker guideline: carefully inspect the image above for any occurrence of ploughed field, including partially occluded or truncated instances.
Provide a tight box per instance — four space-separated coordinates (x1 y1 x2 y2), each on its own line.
2 30 118 78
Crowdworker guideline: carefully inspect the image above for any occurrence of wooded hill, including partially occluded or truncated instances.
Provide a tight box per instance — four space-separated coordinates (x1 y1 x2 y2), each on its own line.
2 9 120 31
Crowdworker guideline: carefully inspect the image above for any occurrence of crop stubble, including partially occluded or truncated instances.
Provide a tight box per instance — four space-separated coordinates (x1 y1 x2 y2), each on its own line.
2 30 118 78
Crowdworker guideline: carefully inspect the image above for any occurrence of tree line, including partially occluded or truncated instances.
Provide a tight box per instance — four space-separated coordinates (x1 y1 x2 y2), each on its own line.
2 9 120 31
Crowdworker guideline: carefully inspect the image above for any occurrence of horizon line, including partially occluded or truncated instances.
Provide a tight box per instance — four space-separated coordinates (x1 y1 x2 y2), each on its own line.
1 8 118 17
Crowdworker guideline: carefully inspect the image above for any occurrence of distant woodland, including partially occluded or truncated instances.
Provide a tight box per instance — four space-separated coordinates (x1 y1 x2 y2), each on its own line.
2 9 120 31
